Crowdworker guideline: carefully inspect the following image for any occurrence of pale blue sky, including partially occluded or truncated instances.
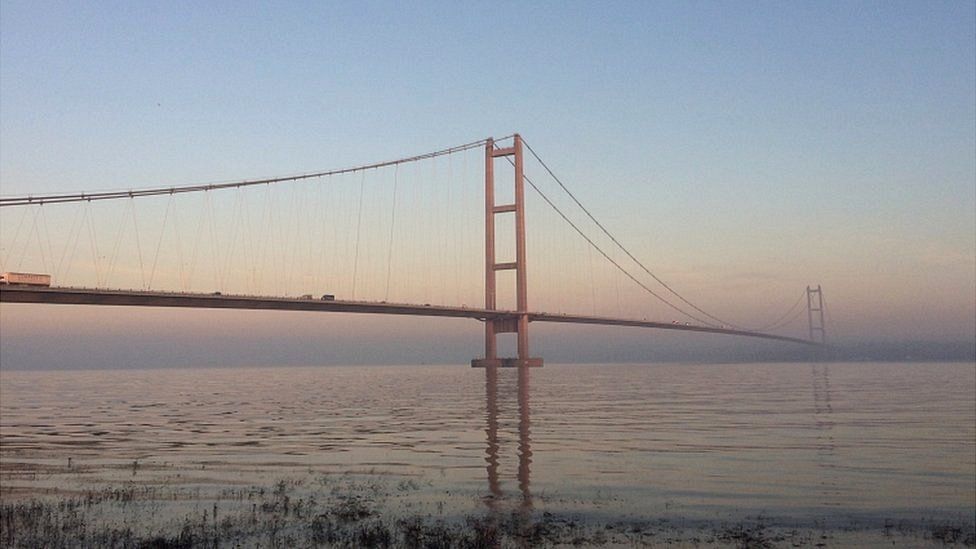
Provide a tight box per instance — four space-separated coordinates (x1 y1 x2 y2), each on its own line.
1 1 974 365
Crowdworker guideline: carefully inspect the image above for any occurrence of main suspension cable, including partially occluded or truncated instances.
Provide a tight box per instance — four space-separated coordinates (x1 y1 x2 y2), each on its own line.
485 138 714 325
522 137 813 332
754 291 807 331
521 168 718 326
521 138 757 330
0 137 501 207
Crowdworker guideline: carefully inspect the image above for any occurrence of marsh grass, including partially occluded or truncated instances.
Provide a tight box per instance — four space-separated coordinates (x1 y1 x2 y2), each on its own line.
2 476 974 548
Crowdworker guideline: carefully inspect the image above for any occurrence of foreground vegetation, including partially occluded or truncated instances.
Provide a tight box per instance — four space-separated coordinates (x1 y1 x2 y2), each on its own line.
1 476 973 548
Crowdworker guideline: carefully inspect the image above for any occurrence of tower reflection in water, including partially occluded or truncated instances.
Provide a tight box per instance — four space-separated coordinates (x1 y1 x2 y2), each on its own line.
483 364 532 512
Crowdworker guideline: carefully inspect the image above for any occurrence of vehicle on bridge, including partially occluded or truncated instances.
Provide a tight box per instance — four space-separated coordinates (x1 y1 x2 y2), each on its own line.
321 294 335 301
0 272 51 287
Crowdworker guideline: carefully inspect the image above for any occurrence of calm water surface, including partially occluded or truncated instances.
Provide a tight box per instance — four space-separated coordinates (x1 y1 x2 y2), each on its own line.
1 362 974 530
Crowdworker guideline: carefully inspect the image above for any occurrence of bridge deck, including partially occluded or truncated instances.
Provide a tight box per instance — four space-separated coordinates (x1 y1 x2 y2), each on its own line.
0 286 816 346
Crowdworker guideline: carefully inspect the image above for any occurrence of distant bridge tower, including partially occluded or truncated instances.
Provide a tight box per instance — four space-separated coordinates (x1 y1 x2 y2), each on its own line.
807 285 826 344
472 135 543 368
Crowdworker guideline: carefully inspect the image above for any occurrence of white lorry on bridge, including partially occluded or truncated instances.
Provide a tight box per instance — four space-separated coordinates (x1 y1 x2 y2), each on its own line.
0 272 51 286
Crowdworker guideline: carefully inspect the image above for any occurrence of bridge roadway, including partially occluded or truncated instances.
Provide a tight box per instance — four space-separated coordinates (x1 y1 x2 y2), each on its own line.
0 285 816 346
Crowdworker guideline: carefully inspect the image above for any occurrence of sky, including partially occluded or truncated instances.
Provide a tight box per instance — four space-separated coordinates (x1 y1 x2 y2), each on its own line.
1 1 974 368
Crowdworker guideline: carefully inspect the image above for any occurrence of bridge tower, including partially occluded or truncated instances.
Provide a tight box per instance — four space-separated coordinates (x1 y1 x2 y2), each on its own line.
807 285 826 344
472 135 543 368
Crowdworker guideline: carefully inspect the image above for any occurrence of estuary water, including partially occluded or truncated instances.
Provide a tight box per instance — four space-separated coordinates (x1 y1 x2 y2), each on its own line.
1 361 974 545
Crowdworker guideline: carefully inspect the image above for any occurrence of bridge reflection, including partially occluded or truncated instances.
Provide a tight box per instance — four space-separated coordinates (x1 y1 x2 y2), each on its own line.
483 364 533 511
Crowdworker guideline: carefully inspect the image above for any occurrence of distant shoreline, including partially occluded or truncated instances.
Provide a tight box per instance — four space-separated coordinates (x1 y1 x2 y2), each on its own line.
1 357 974 372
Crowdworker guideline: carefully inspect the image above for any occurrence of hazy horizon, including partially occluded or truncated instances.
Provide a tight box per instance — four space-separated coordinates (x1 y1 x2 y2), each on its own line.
1 303 972 371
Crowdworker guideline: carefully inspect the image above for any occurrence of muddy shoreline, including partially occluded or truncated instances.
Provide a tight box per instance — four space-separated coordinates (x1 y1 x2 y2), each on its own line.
3 475 973 548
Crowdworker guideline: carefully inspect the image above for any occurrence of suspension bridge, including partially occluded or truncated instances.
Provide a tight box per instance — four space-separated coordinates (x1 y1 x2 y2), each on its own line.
0 134 827 367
